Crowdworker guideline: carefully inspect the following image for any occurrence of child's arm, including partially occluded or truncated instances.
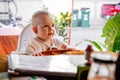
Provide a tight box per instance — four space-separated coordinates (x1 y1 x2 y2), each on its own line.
61 43 76 50
26 43 43 55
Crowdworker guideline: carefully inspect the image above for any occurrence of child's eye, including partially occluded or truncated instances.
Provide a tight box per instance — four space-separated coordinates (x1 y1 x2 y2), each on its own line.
52 24 55 27
44 25 49 27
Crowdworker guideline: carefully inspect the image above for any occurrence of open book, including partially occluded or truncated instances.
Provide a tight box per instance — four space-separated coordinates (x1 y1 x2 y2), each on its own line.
8 54 86 77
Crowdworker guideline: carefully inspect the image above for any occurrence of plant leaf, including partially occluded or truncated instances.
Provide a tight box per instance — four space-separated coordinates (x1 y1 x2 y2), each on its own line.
101 13 120 52
85 39 103 51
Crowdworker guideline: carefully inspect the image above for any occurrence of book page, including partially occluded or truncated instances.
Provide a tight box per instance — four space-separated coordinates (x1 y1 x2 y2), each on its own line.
8 54 19 70
9 54 85 75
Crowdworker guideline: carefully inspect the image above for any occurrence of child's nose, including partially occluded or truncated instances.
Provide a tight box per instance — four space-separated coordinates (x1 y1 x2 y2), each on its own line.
49 26 54 30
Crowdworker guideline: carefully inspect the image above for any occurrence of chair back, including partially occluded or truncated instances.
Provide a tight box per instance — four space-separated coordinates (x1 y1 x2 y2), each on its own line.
14 24 36 54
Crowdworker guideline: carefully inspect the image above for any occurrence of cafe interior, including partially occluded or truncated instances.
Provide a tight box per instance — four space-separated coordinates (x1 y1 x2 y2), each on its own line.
0 0 120 80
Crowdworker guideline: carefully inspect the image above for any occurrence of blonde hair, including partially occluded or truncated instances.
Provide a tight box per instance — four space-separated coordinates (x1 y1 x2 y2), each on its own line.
32 10 53 27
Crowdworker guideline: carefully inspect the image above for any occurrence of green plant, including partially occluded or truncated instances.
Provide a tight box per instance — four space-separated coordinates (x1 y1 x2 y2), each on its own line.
84 39 103 51
53 11 71 43
85 13 120 52
102 13 120 52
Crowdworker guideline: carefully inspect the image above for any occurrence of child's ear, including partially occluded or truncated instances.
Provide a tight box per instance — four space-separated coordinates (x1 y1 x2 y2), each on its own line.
32 26 38 34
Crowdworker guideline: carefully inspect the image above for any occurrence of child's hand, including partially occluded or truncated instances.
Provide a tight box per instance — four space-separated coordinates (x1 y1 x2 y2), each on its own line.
31 52 44 56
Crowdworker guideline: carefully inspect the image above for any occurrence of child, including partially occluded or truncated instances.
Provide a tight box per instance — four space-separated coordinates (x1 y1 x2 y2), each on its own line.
26 10 75 56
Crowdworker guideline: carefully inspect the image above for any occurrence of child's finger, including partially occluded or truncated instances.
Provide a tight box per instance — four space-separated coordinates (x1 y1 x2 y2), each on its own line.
31 53 39 56
37 53 44 56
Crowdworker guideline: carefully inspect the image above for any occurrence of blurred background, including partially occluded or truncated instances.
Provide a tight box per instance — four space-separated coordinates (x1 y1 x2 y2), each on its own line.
0 0 120 50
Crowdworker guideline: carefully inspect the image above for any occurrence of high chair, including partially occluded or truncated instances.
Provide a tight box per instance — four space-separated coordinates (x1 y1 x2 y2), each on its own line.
11 23 63 54
11 24 36 54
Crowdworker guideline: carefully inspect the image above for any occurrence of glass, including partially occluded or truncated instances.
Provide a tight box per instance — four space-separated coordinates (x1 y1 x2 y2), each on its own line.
115 53 120 80
87 53 116 80
0 55 8 72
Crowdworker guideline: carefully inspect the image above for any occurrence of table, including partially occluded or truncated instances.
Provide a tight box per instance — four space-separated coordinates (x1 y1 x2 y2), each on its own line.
0 27 22 55
0 72 47 80
0 72 76 80
0 55 87 80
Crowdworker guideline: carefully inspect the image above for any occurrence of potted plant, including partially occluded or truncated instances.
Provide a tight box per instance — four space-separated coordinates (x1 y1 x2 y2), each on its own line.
53 11 71 43
102 13 120 52
86 13 120 53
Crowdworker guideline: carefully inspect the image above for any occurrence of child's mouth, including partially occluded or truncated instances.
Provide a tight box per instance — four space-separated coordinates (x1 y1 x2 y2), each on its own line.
48 33 53 36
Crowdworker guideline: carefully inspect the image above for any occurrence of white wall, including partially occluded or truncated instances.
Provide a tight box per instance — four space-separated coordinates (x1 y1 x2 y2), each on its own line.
73 0 120 26
9 0 44 26
3 0 120 27
9 0 72 27
43 0 72 17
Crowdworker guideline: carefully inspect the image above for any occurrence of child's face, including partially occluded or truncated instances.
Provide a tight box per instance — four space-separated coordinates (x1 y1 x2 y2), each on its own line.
37 15 55 41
